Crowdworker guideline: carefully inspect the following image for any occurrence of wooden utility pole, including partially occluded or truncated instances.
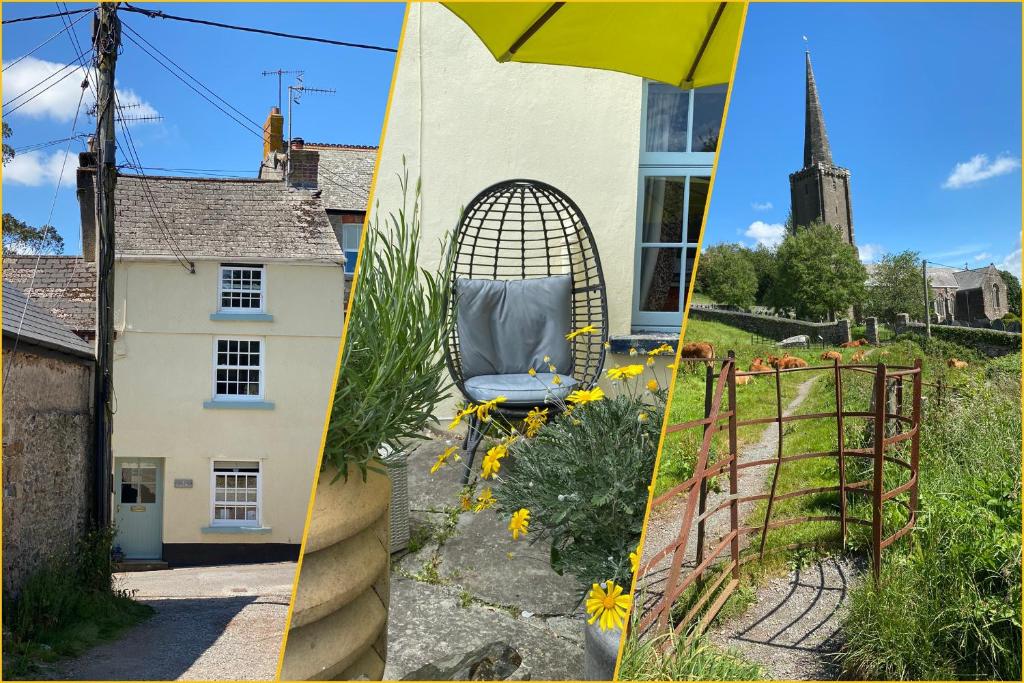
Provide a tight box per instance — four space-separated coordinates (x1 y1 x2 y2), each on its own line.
92 2 120 526
922 259 932 340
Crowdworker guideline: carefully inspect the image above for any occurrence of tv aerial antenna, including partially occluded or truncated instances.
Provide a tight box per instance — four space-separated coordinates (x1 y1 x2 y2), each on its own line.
262 69 303 110
286 74 335 183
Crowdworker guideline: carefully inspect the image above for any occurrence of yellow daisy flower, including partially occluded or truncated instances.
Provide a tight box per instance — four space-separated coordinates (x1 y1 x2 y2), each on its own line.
649 343 675 357
524 407 549 438
646 379 659 392
565 324 597 341
481 443 507 479
630 551 640 575
476 396 507 422
528 367 537 377
508 508 530 540
567 386 606 405
447 404 477 431
474 487 496 512
586 580 632 632
548 363 557 373
552 374 563 386
543 355 551 363
646 356 655 366
430 445 459 474
607 365 644 380
638 412 649 423
629 347 638 357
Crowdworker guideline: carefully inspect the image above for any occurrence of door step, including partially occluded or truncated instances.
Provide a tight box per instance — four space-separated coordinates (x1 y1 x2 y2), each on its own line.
115 559 169 572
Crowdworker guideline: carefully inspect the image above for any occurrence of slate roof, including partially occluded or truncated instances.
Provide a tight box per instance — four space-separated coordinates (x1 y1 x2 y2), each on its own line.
114 174 343 262
2 282 93 358
305 144 376 212
2 255 96 333
953 267 989 290
928 267 960 289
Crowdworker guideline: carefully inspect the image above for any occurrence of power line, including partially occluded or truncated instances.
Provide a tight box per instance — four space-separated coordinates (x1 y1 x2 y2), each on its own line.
1 6 92 25
121 4 397 53
2 7 91 72
4 82 89 393
13 134 90 154
3 45 92 115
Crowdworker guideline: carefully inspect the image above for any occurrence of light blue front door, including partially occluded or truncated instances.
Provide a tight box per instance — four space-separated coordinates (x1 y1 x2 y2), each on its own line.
114 458 163 559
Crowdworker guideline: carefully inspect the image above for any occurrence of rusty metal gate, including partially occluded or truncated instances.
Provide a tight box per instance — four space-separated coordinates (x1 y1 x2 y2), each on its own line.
637 351 923 644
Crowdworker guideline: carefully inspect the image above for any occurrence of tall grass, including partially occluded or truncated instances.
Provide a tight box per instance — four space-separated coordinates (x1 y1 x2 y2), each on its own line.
618 627 763 681
840 360 1022 680
3 527 152 678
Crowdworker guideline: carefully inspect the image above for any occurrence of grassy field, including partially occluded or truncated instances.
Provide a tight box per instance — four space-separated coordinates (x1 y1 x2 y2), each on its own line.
635 318 1021 680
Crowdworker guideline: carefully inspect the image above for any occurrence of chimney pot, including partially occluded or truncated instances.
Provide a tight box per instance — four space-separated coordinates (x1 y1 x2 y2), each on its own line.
291 137 304 150
263 107 285 158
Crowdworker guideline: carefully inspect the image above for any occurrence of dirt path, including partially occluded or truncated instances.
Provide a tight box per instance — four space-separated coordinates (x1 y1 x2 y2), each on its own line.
708 556 864 680
637 374 821 618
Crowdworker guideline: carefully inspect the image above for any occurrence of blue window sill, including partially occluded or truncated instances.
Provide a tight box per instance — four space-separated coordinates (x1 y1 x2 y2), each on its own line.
609 333 680 355
209 312 274 322
201 526 272 535
203 400 275 410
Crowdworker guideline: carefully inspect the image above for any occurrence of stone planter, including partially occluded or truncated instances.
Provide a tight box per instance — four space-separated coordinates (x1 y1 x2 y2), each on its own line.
280 466 390 681
584 621 622 681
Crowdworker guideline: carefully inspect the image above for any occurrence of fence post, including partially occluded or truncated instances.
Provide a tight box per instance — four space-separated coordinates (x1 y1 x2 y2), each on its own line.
727 351 740 579
695 362 714 584
865 316 879 345
910 359 923 517
871 362 887 582
834 358 847 547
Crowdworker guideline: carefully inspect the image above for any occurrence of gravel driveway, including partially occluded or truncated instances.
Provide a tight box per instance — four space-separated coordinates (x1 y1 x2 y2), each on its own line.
54 562 296 681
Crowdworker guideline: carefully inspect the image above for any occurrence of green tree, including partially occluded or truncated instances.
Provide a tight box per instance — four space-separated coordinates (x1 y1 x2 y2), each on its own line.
2 213 64 255
699 243 757 308
773 221 867 320
865 250 926 323
746 244 780 307
998 269 1022 317
3 122 14 165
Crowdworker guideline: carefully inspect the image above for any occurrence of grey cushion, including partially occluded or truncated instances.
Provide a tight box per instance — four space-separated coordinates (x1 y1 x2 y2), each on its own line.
464 373 579 405
456 276 572 379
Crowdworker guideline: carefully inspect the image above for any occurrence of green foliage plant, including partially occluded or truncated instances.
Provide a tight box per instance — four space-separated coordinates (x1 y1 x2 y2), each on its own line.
699 244 758 309
865 250 926 323
322 170 456 480
773 221 867 320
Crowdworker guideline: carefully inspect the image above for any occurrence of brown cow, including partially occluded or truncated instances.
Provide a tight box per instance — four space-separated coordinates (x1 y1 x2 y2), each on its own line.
765 354 781 368
749 357 772 373
856 338 869 346
850 349 867 363
679 341 715 370
735 374 752 386
777 355 808 370
947 358 968 369
821 350 842 362
839 340 859 348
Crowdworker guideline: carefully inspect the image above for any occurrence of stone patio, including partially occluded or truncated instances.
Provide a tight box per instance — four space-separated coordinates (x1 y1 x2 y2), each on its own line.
384 436 587 680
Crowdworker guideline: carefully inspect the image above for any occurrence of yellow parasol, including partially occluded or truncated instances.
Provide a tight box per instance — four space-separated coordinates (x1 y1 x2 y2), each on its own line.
442 2 743 88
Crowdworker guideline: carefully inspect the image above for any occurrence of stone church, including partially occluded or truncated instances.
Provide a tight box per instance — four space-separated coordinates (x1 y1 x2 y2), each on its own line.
788 51 855 245
790 51 1010 323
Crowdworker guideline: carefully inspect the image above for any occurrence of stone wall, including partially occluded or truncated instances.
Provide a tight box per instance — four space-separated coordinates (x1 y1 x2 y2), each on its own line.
895 315 1021 357
688 306 852 344
2 345 95 595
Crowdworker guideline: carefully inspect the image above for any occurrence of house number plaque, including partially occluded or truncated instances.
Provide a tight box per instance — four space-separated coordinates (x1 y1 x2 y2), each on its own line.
174 478 193 489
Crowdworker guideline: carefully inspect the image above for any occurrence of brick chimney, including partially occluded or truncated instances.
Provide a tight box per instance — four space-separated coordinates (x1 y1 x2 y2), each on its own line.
263 107 284 158
287 138 320 189
77 140 98 262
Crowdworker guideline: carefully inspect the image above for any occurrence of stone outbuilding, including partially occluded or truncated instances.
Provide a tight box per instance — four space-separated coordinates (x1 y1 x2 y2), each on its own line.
2 282 97 594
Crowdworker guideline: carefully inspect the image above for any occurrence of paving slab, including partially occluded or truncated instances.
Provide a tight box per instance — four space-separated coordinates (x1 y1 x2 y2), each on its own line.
383 578 583 681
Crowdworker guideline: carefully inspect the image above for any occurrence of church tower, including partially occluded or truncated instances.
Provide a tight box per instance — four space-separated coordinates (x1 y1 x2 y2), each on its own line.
788 51 855 245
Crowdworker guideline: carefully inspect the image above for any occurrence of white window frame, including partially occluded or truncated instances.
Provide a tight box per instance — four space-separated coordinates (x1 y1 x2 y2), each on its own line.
210 461 261 527
217 263 267 313
212 337 266 401
341 222 363 276
632 80 719 331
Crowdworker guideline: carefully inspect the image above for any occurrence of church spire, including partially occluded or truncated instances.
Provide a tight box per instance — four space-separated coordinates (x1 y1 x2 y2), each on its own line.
803 51 833 168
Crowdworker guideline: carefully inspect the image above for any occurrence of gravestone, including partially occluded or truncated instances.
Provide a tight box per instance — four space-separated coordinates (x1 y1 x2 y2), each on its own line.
864 317 879 345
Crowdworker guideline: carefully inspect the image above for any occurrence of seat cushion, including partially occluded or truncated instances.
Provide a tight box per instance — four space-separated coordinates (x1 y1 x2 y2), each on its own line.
455 276 572 379
463 373 579 406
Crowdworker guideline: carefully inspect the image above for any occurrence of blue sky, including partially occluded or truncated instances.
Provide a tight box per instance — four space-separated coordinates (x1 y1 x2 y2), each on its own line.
706 2 1022 274
2 2 404 255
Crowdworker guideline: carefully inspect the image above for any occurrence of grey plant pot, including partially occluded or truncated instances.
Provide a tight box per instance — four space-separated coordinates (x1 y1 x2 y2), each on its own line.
584 621 622 681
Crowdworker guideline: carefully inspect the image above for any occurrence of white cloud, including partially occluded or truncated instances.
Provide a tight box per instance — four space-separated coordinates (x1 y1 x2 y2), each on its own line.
858 243 884 263
942 153 1020 189
2 149 78 187
973 252 992 262
744 221 786 248
925 243 990 261
2 56 158 123
751 201 773 211
997 245 1022 275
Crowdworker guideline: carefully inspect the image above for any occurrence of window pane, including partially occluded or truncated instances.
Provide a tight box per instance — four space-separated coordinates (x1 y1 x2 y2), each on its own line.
641 177 686 243
121 483 138 504
691 84 727 152
342 224 362 251
645 83 689 153
687 177 711 243
139 484 156 504
638 247 682 312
